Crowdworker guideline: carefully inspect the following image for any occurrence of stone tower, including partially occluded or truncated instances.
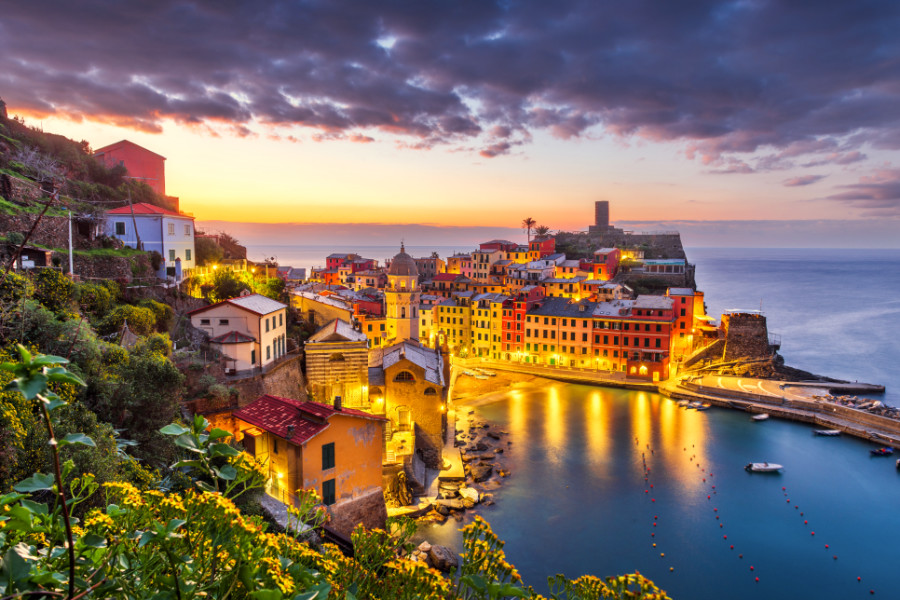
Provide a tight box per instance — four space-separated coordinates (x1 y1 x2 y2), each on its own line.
385 243 420 343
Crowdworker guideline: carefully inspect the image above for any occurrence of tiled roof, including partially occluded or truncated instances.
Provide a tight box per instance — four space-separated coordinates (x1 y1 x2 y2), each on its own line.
370 341 444 386
668 287 694 296
432 273 462 282
106 202 187 217
209 330 255 344
234 395 385 444
308 319 368 343
189 293 287 317
529 297 597 318
634 295 674 310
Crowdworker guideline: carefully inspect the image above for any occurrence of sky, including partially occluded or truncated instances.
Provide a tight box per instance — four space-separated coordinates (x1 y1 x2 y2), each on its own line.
2 1 899 247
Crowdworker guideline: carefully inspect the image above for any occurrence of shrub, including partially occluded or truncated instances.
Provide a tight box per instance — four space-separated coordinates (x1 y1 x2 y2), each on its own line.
139 332 172 357
77 281 113 316
197 373 217 390
138 298 174 332
99 304 156 337
33 267 74 313
6 230 24 245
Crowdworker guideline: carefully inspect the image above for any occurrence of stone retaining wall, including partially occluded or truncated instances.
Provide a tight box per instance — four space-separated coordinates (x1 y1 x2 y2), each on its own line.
0 213 69 248
328 487 387 536
229 354 306 406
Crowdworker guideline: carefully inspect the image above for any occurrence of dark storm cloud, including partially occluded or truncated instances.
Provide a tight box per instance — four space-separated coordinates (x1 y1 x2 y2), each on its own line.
1 0 899 162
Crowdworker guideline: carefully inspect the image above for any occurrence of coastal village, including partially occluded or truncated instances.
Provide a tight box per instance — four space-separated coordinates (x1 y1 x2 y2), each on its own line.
0 130 893 570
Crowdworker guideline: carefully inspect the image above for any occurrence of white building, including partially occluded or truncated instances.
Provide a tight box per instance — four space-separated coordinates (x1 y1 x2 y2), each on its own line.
105 202 195 277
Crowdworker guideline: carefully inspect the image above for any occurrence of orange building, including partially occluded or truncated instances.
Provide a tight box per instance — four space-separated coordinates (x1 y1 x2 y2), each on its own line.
233 395 387 535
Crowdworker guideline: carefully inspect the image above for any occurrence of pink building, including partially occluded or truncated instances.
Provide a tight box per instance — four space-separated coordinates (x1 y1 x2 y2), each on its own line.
94 140 167 196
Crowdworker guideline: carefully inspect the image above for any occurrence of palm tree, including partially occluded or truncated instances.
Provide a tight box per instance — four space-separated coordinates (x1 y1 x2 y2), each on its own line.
522 217 536 244
534 224 550 237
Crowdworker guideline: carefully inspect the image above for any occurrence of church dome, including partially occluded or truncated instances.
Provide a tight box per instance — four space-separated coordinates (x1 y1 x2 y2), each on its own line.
388 244 418 277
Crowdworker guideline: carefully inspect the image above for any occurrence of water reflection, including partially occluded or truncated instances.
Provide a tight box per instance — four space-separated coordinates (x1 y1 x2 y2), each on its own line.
544 386 565 464
586 390 609 474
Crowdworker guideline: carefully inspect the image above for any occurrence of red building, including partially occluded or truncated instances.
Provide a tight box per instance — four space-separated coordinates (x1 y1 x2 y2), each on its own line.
94 140 167 196
501 286 544 359
590 248 620 280
528 236 556 260
479 239 518 252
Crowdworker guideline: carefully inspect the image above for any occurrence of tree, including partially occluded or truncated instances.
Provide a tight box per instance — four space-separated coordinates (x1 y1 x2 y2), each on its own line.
522 217 536 243
195 236 224 266
206 268 251 302
534 224 551 237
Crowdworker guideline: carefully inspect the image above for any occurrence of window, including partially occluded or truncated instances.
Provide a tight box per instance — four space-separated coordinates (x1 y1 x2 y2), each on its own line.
251 349 256 364
322 442 335 470
266 346 271 360
185 249 192 261
266 318 270 332
169 249 175 261
115 222 126 235
219 319 229 325
184 224 190 236
168 223 175 235
394 371 414 382
273 439 279 454
200 318 210 325
424 387 437 395
680 308 686 316
279 313 283 326
322 479 335 505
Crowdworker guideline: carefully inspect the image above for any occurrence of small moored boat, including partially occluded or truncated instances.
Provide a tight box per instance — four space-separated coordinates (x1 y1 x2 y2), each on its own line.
870 447 894 457
677 400 690 407
813 429 841 436
745 462 783 473
695 403 712 411
751 413 769 421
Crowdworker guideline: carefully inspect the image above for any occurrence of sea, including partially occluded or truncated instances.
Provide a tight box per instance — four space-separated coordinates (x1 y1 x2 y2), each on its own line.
250 244 900 599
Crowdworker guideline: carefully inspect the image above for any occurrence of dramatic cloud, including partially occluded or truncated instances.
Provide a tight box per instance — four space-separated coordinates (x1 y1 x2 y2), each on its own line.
784 175 826 187
2 1 899 162
826 168 900 216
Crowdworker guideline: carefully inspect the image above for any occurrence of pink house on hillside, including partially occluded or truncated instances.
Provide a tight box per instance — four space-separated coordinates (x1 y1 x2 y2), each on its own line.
94 140 167 196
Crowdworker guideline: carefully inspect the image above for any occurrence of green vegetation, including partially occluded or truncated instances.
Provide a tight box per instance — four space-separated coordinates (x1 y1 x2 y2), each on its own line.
0 350 670 599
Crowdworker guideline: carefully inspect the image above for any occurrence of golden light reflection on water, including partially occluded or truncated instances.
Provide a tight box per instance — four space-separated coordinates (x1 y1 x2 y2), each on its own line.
544 386 565 462
586 390 610 474
507 389 525 441
629 393 709 495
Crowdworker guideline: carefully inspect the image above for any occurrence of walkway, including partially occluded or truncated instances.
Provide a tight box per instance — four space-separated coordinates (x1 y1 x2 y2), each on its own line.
452 357 658 391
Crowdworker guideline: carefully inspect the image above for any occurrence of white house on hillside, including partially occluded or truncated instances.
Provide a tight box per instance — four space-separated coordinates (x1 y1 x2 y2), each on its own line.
105 202 195 278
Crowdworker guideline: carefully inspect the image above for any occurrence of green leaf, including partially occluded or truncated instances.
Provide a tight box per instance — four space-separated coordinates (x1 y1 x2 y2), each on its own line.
14 473 55 493
81 533 107 548
33 354 68 366
172 459 204 470
215 465 237 481
209 443 240 458
166 519 186 533
195 480 216 493
251 590 284 600
43 396 67 411
159 423 189 436
292 592 324 600
45 367 85 387
461 575 486 592
138 530 156 548
58 433 96 448
3 543 33 585
11 373 48 400
173 433 199 451
21 499 47 515
208 428 233 440
15 344 32 365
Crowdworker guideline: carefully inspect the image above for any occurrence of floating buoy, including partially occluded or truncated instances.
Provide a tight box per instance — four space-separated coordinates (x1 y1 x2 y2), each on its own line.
720 524 724 528
653 543 656 547
825 544 829 549
714 508 718 512
755 577 759 582
739 554 743 558
660 553 665 558
652 498 656 502
800 512 804 516
712 485 715 489
834 555 838 560
870 590 874 595
750 566 754 571
650 484 654 488
811 531 815 536
730 545 734 550
670 567 674 572
787 499 791 503
716 516 720 520
707 495 711 499
653 522 657 527
858 577 862 582
651 533 655 537
795 506 799 509
654 515 658 520
782 487 786 490
804 520 808 525
723 535 727 540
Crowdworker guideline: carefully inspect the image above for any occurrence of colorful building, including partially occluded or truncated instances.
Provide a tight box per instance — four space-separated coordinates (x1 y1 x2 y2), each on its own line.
94 140 167 196
105 202 195 276
233 395 387 536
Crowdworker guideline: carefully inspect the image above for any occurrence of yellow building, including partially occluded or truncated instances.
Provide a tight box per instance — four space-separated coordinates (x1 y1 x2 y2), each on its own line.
384 244 420 344
305 319 370 409
233 395 387 536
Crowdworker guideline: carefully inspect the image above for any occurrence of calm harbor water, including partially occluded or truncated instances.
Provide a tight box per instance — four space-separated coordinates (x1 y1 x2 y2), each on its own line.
415 247 900 599
248 242 900 597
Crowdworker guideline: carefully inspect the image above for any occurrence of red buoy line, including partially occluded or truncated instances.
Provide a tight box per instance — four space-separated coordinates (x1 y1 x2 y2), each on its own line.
636 437 675 574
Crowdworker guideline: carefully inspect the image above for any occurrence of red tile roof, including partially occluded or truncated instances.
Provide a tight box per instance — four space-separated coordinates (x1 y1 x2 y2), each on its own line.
106 202 188 217
432 273 462 282
233 395 385 445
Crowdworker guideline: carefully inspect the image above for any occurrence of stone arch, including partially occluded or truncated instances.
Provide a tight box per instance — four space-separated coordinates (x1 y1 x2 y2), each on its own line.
393 370 415 382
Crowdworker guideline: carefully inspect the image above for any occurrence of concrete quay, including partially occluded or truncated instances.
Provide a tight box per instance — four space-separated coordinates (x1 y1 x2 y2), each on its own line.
452 357 658 391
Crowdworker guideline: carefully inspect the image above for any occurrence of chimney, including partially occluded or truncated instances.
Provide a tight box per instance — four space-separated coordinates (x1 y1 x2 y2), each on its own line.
286 425 295 439
334 396 342 411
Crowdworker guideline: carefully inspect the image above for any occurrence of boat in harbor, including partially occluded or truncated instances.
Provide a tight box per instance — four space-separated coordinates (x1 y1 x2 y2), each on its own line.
813 429 841 436
688 401 704 409
695 403 712 411
870 447 894 456
745 462 783 473
751 413 769 421
677 400 690 407
462 370 476 376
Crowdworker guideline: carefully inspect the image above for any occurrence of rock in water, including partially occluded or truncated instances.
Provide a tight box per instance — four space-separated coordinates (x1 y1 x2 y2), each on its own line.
418 541 432 554
429 545 460 573
470 464 493 482
458 486 480 504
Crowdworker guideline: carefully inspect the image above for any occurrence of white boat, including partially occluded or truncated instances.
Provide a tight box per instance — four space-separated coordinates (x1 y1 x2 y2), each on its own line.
677 400 690 407
751 413 769 421
481 370 497 377
745 462 783 473
688 401 704 409
462 370 476 376
474 375 489 380
695 403 712 411
813 429 841 436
